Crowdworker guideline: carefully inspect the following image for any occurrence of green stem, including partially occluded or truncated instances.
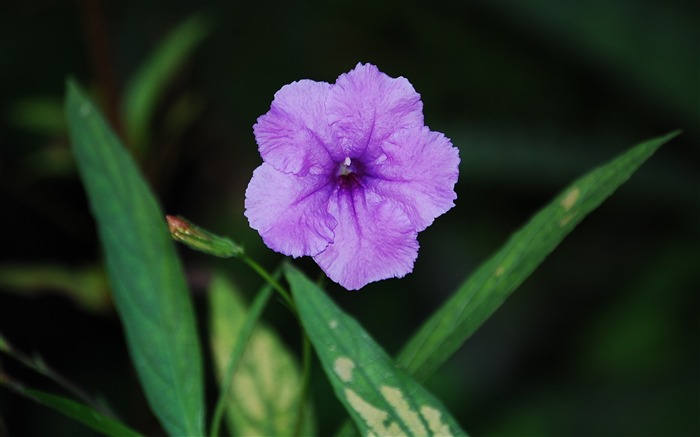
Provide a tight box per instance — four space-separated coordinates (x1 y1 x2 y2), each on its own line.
0 333 107 416
165 215 293 310
240 253 295 310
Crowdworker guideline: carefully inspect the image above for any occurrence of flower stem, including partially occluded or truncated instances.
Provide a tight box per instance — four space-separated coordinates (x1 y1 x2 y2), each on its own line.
165 214 293 308
240 253 295 310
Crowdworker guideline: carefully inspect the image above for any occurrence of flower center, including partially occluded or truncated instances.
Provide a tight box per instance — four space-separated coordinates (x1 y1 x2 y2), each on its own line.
336 156 362 189
338 157 353 176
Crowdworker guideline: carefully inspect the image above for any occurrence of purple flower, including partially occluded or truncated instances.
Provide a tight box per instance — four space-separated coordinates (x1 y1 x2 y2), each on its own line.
245 63 459 290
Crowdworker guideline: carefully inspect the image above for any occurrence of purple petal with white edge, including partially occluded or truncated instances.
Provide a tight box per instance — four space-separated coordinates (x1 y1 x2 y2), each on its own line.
314 188 418 290
326 63 423 160
366 126 460 231
254 80 334 176
245 163 336 257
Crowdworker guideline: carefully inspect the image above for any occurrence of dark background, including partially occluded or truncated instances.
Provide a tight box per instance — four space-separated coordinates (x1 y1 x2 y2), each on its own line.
1 1 698 436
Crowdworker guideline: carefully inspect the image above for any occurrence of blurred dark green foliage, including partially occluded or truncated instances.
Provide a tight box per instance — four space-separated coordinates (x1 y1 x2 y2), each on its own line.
0 1 697 436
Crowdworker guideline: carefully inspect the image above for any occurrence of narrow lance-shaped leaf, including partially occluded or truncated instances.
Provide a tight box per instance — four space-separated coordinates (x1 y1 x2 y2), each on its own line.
397 131 681 381
334 132 681 437
287 264 468 437
209 273 315 436
65 81 204 436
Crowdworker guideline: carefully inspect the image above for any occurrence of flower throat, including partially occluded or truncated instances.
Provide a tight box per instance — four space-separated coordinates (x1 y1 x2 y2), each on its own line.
336 157 362 189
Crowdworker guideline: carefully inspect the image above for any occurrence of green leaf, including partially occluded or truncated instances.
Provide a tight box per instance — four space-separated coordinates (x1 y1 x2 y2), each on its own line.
286 264 467 437
122 14 211 153
397 131 681 382
2 384 144 437
209 273 315 437
65 81 204 436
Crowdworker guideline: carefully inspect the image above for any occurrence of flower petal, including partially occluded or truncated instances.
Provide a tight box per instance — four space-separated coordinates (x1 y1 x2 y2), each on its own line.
254 80 334 175
326 63 423 159
245 163 336 257
366 126 460 231
313 188 418 290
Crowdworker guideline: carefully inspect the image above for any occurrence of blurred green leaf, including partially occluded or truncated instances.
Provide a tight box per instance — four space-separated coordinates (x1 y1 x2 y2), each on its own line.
452 125 697 205
162 92 206 143
286 264 467 437
489 0 698 125
577 238 697 380
7 97 66 136
0 379 143 437
122 14 211 153
209 273 315 437
0 264 110 313
16 145 76 180
398 131 681 382
65 81 204 437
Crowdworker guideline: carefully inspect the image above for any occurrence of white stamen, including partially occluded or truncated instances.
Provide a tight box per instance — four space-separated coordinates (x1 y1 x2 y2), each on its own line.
344 157 352 166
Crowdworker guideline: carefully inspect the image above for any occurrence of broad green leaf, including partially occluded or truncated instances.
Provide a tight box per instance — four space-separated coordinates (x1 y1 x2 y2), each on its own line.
286 264 467 437
122 14 211 152
65 81 204 437
397 131 681 381
209 273 315 437
0 378 142 437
